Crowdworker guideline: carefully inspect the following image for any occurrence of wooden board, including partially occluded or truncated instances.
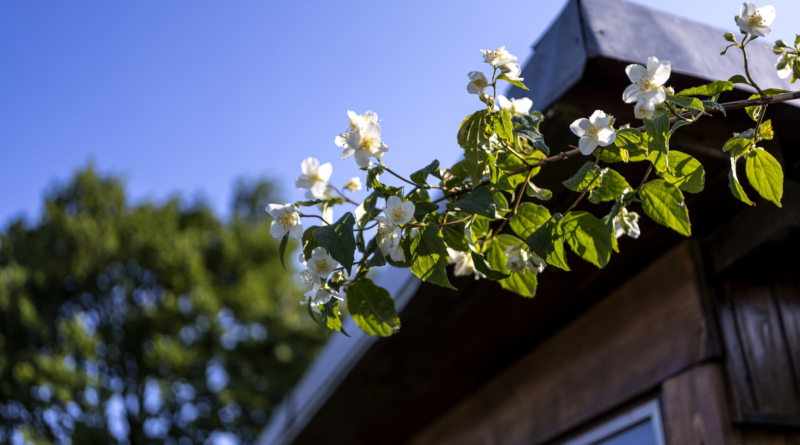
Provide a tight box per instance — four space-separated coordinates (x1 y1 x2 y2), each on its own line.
407 242 714 445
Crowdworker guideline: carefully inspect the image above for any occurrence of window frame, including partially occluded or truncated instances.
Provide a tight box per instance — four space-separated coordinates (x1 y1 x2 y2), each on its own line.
560 399 666 445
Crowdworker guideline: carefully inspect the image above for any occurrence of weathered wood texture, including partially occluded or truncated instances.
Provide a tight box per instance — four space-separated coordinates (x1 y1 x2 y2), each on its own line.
716 279 800 426
741 430 800 445
407 242 714 445
662 364 741 445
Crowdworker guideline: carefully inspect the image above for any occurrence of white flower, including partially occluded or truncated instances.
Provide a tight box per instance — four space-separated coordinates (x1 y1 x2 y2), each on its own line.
311 287 342 306
299 269 315 287
467 71 490 95
499 62 523 81
737 2 775 37
306 247 339 279
503 245 546 274
344 122 389 168
347 110 378 132
295 158 332 190
447 248 484 280
266 204 303 239
481 46 517 66
384 196 415 226
570 110 617 155
496 95 533 115
634 100 656 120
776 53 793 79
344 177 362 192
622 57 670 113
613 207 641 239
375 216 405 262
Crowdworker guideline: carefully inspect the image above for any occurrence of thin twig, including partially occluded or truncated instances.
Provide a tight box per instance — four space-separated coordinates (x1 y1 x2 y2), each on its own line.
564 146 605 213
300 214 330 225
636 164 654 191
329 184 360 206
494 167 535 235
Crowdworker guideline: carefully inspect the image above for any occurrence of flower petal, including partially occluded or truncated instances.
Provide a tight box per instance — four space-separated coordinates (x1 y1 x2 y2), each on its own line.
270 220 287 238
597 127 616 146
741 2 757 18
646 56 659 72
649 61 671 86
301 157 319 175
751 25 771 38
335 133 349 148
317 163 333 182
364 121 381 139
645 87 666 105
625 64 648 83
758 5 776 26
578 136 598 155
295 176 314 190
589 110 608 127
266 203 288 217
289 222 303 239
386 195 402 211
398 201 416 225
570 118 590 137
341 147 355 160
514 97 533 114
622 84 642 103
354 149 372 168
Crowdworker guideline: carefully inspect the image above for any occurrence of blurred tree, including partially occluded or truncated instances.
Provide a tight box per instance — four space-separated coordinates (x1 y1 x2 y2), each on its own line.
0 167 328 444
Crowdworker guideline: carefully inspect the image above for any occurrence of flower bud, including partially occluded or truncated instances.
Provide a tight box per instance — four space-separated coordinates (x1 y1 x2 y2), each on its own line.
409 227 420 239
479 92 494 108
665 86 675 96
330 270 345 284
724 31 736 43
606 115 616 127
775 39 788 48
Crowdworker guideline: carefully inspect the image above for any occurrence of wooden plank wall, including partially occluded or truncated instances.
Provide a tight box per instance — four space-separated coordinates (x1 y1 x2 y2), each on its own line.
407 241 715 445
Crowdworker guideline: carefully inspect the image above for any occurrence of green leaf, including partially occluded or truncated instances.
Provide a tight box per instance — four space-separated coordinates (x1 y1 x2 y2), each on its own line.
493 190 510 217
745 89 791 121
509 202 551 239
702 100 727 117
667 95 705 112
561 211 617 269
511 113 543 130
363 238 387 268
347 279 400 337
723 137 753 158
728 74 749 84
639 180 691 236
463 147 490 185
457 110 488 149
746 148 783 207
279 234 290 271
588 168 630 204
295 199 327 207
644 114 670 172
470 215 490 240
675 81 734 97
358 192 381 227
470 251 510 281
486 109 513 141
319 300 349 336
485 235 539 297
312 212 357 273
410 224 457 290
729 157 754 206
608 128 648 163
302 226 322 261
366 165 385 190
409 159 443 184
446 186 496 219
759 119 774 140
413 202 438 220
525 182 553 201
486 153 516 192
441 222 469 252
563 162 604 192
513 126 550 155
496 73 529 90
527 214 569 271
656 151 705 193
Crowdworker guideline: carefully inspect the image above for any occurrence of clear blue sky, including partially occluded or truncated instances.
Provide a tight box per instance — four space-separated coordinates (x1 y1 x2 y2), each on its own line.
1 0 798 226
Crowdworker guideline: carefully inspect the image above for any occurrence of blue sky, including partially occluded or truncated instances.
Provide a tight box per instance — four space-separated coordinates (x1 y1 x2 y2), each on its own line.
1 0 798 226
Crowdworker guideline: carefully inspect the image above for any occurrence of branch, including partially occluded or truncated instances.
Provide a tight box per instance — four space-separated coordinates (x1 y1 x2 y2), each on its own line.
432 91 800 205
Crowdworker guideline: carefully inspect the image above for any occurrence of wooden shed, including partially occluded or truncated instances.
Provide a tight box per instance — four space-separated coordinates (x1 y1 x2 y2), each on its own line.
259 0 800 444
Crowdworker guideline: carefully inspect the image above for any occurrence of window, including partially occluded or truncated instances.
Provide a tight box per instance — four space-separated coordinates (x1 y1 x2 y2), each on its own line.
560 400 665 445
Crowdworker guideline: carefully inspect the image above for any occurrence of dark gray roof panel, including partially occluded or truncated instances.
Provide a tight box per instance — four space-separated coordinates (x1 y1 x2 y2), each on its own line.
511 0 796 109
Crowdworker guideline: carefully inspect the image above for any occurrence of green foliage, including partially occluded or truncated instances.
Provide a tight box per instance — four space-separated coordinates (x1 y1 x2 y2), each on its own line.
723 137 753 158
746 148 783 207
561 212 618 269
588 168 630 203
525 182 553 201
410 159 443 184
470 251 510 281
656 151 705 193
729 157 754 206
410 225 456 290
0 167 326 443
313 212 357 273
563 162 604 192
728 74 749 84
527 214 569 271
512 114 550 155
509 202 551 239
346 279 400 337
441 223 470 252
458 110 489 150
675 81 733 97
645 114 670 172
279 233 290 270
319 300 349 337
303 225 322 260
496 73 529 90
759 119 774 140
666 95 705 112
640 180 691 236
446 186 496 219
486 109 514 142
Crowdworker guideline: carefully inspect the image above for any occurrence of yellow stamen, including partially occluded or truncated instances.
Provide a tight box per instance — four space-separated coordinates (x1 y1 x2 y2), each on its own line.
390 208 406 222
314 259 328 272
277 213 294 230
